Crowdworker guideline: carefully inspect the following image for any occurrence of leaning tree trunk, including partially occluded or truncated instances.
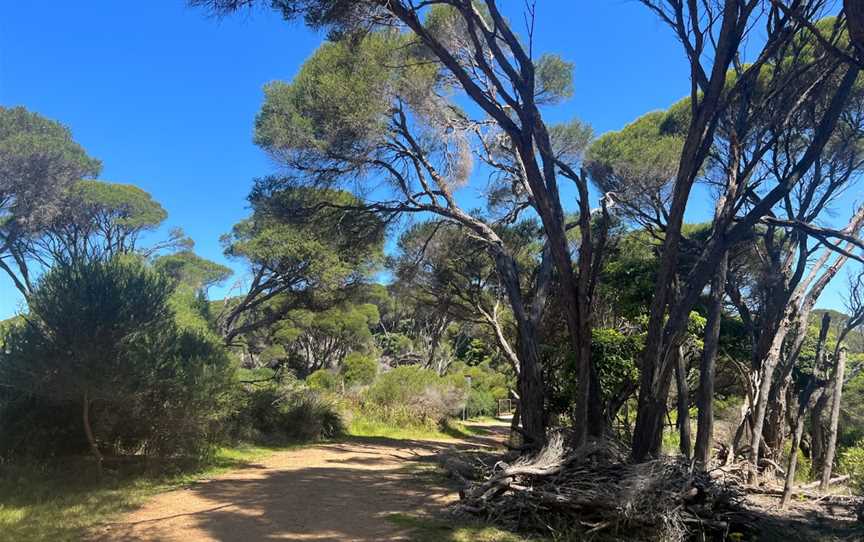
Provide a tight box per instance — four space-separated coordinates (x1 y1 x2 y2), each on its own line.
781 385 824 509
780 314 830 504
695 251 728 466
674 345 692 459
820 346 847 491
82 391 103 476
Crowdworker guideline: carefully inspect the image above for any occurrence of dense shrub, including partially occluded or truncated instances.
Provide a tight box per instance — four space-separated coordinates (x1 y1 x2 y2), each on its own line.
227 382 343 443
0 257 234 461
447 361 510 418
341 352 377 387
307 368 340 392
840 439 864 493
362 366 465 428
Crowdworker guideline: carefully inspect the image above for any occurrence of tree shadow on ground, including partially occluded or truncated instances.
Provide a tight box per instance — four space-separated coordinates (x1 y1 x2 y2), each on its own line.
95 429 509 541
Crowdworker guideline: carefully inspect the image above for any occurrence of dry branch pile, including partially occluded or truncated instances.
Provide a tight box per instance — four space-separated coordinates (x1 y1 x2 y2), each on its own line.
454 433 747 541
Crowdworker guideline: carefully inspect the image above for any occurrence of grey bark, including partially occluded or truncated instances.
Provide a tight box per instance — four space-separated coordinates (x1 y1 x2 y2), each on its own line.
820 346 847 491
83 391 103 476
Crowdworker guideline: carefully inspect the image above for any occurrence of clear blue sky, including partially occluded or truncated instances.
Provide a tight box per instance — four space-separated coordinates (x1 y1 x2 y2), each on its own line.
0 1 856 318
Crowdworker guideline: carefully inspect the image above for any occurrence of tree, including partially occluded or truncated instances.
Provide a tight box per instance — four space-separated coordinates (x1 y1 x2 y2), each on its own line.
0 257 233 470
272 301 380 377
0 106 101 295
192 1 606 445
389 220 542 375
154 250 233 295
631 3 862 460
219 185 384 344
818 273 864 490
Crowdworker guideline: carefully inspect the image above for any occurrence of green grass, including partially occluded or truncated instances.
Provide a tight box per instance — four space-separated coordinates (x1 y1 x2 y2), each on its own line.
347 414 479 441
0 444 290 542
387 513 544 542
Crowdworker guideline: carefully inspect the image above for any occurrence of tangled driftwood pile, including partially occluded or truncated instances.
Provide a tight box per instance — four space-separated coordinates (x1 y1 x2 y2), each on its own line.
453 433 748 541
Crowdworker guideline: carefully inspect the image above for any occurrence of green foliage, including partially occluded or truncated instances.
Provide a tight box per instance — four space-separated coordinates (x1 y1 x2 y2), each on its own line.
597 231 658 319
154 250 232 292
0 106 101 232
221 185 384 341
69 180 167 231
274 302 381 373
840 439 864 493
534 54 574 104
0 106 102 294
39 180 180 265
307 369 340 392
591 328 643 403
360 366 466 430
227 382 343 443
341 352 377 387
0 257 234 460
254 33 417 157
586 110 683 221
378 332 414 357
548 119 594 162
447 361 510 418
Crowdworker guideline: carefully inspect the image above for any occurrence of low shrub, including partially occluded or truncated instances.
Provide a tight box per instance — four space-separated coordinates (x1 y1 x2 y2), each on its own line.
840 439 864 493
341 352 377 387
307 369 340 392
359 366 466 430
447 361 511 418
227 382 343 444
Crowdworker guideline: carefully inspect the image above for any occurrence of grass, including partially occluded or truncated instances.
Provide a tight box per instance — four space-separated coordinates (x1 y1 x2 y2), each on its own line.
387 513 545 542
347 414 480 441
0 444 291 542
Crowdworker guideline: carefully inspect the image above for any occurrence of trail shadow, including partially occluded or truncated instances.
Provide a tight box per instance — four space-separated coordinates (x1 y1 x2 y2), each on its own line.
96 426 506 541
730 493 863 542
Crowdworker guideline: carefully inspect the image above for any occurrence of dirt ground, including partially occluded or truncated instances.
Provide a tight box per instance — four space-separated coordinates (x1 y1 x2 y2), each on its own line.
90 425 507 542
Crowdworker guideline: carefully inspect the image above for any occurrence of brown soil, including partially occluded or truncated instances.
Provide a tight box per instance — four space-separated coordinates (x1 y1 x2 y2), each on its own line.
90 425 507 542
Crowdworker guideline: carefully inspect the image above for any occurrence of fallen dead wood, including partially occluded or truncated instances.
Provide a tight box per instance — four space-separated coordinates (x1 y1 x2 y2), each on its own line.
747 474 853 499
453 433 748 541
799 474 850 490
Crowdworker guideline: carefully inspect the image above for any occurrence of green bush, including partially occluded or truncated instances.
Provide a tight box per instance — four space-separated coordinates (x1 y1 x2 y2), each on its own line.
0 257 234 462
840 440 864 493
447 361 511 418
341 352 377 387
227 382 343 443
307 368 340 392
361 366 465 429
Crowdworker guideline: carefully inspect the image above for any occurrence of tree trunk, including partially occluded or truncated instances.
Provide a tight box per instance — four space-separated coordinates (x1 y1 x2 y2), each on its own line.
751 253 850 479
509 400 522 449
810 392 829 475
633 1 750 462
695 251 727 466
845 0 864 60
82 391 103 476
492 250 546 446
821 346 847 492
748 326 787 479
633 357 677 458
763 375 792 459
781 386 824 509
674 345 692 459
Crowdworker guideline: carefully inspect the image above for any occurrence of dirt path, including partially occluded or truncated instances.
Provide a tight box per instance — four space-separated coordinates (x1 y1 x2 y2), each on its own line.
92 425 507 542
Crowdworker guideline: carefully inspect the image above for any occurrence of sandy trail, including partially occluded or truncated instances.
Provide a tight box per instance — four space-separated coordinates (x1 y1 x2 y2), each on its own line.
92 426 506 542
